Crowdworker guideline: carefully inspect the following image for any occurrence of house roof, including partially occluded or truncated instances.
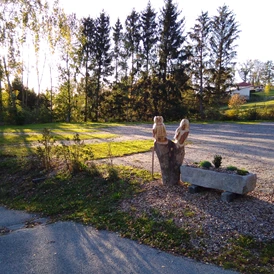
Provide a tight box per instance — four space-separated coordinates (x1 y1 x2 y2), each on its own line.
237 82 252 87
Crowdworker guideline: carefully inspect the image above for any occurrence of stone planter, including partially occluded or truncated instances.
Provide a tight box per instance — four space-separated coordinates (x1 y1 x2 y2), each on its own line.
180 165 257 202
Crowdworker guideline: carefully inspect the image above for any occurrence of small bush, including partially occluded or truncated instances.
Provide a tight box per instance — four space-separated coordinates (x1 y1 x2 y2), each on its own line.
56 133 94 174
224 109 239 120
245 108 258 121
226 166 249 175
236 169 249 176
226 165 237 171
199 160 212 169
213 155 222 168
36 128 56 170
107 166 119 182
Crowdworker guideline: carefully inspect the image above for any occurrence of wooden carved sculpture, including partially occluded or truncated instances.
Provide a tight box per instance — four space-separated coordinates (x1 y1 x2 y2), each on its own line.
153 116 190 186
174 119 189 147
152 116 168 144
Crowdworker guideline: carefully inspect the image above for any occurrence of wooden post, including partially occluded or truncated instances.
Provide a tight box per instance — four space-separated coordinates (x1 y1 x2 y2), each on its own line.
154 139 185 186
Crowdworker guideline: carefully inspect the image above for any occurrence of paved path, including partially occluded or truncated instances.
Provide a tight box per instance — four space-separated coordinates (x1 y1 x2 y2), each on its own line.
0 207 239 274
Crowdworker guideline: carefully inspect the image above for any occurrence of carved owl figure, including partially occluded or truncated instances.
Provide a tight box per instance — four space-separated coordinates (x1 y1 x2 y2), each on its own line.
174 119 189 147
152 116 168 144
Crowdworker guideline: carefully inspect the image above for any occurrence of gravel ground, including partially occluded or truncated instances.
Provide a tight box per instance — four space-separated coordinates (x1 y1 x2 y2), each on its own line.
98 122 274 255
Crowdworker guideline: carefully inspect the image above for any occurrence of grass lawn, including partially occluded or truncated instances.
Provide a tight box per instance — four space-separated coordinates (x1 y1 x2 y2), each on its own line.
0 122 152 157
240 99 274 109
252 90 274 97
0 121 125 133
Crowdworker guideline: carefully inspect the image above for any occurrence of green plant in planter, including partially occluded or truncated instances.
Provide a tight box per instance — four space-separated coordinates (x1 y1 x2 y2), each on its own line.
199 160 212 169
226 165 249 176
213 155 222 168
236 168 249 175
226 165 237 171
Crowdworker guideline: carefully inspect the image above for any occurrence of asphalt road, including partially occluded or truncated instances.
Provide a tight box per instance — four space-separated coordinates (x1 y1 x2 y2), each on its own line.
0 206 239 274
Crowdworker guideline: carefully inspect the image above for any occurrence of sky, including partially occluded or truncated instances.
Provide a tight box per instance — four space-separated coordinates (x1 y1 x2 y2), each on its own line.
58 0 274 64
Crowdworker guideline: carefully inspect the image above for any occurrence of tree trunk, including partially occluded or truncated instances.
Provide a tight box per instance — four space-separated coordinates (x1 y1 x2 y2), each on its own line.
154 139 185 186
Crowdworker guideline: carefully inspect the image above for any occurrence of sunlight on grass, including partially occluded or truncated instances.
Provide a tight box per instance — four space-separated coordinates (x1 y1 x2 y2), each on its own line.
0 139 153 158
89 140 153 159
253 90 274 97
241 100 274 109
0 122 125 133
0 132 118 145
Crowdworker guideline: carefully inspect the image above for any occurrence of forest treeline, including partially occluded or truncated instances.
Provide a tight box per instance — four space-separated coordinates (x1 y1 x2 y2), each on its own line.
0 0 273 124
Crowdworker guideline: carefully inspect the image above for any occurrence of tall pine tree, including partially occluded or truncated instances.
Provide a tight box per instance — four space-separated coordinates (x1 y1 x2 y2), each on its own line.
157 0 188 118
209 5 240 106
93 11 113 121
141 1 158 76
124 9 141 85
189 11 211 118
158 0 185 83
113 18 123 83
80 16 96 121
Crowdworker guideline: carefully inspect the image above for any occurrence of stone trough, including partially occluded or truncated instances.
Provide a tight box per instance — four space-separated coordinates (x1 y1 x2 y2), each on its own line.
180 165 257 202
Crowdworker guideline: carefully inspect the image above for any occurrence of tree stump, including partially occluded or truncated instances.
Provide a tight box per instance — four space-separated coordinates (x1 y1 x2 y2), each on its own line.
154 139 185 186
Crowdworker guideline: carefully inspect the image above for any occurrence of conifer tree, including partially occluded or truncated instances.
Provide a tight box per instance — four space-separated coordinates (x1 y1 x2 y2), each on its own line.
93 11 113 121
141 1 158 76
158 0 185 83
157 0 189 118
80 16 96 121
124 9 141 84
189 11 211 118
113 18 123 83
209 5 240 106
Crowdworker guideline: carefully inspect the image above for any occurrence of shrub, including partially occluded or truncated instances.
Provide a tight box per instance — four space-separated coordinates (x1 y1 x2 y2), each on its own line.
226 166 249 176
36 128 56 170
228 94 246 110
245 108 258 121
236 169 249 176
56 133 94 174
213 155 222 168
224 109 239 120
199 160 212 169
204 108 223 120
226 165 237 171
107 166 119 182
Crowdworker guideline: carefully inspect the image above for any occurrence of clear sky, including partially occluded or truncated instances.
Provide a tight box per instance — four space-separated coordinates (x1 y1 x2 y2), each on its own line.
58 0 274 64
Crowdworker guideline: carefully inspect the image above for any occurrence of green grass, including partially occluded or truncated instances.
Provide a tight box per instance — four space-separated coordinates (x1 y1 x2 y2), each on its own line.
253 90 274 97
90 140 153 159
0 121 124 133
0 122 153 157
0 132 118 145
216 236 274 273
0 139 153 158
240 100 274 109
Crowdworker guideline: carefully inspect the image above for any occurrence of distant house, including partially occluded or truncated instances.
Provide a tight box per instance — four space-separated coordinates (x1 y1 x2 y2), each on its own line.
231 82 254 100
